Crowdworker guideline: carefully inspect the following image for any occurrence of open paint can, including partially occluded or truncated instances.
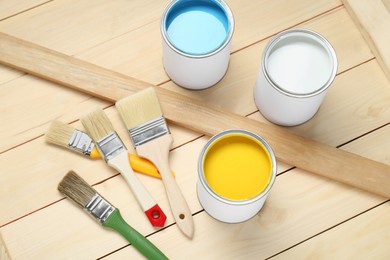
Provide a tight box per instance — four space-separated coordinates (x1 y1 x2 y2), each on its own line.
254 28 337 126
197 129 276 223
160 0 234 90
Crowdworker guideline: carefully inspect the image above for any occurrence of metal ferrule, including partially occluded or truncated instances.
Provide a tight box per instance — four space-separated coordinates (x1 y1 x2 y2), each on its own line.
69 130 95 156
85 194 115 223
129 116 169 147
95 132 126 161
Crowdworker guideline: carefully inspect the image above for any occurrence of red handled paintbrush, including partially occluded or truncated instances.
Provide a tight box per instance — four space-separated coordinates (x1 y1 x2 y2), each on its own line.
81 108 166 227
116 87 194 238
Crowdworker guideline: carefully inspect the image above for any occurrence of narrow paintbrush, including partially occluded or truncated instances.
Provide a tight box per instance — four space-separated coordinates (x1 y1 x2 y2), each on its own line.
116 87 194 238
58 170 168 259
81 109 166 227
45 120 163 179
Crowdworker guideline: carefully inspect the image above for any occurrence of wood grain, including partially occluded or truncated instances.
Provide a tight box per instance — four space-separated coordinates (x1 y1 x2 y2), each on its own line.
1 0 390 258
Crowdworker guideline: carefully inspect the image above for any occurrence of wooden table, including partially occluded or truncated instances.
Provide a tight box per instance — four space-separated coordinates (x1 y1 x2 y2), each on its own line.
1 0 389 259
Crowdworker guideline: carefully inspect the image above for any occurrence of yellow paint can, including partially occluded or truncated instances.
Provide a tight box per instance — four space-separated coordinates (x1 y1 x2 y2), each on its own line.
197 129 276 223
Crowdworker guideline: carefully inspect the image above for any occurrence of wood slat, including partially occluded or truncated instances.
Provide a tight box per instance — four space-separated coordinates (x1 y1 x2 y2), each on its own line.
342 0 390 81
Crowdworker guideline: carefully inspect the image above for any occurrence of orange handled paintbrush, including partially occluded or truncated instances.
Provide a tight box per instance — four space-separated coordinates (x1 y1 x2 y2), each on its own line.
45 120 164 179
81 109 167 227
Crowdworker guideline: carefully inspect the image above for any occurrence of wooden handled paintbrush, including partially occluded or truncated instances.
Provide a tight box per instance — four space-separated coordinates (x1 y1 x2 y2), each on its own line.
81 109 167 227
58 170 168 259
116 87 194 238
45 120 164 179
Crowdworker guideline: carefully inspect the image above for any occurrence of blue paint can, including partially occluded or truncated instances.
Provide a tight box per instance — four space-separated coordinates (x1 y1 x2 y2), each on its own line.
161 0 234 89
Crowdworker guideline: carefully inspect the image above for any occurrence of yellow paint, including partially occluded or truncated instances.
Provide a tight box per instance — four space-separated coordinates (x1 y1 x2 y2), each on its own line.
203 133 272 200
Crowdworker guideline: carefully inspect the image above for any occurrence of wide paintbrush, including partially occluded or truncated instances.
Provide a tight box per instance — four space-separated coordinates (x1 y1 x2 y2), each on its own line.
81 109 166 227
58 170 168 259
116 87 194 238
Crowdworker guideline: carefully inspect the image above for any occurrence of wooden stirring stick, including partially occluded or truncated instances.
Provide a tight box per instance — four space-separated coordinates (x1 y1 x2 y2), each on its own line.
0 32 389 198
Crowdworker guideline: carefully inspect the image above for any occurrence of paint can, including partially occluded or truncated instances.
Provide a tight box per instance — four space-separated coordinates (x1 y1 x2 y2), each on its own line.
197 129 276 223
254 28 338 126
160 0 234 90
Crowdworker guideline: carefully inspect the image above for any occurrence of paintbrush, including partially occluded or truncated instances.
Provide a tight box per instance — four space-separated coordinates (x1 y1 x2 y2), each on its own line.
45 120 164 179
58 170 168 259
116 87 194 238
81 109 166 227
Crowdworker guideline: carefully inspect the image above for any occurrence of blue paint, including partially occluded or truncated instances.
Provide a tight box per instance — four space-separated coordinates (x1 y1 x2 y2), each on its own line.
165 0 229 55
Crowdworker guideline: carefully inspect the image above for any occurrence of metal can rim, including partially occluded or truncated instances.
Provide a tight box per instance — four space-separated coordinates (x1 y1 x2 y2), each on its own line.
262 28 338 98
197 129 277 205
160 0 235 59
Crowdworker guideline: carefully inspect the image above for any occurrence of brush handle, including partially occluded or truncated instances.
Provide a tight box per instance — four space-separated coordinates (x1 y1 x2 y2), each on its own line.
128 153 175 179
103 209 168 260
92 149 170 179
128 153 161 179
108 151 166 227
136 135 194 238
1 32 390 198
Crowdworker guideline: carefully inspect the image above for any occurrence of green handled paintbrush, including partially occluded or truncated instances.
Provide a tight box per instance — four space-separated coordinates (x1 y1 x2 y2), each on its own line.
58 170 168 259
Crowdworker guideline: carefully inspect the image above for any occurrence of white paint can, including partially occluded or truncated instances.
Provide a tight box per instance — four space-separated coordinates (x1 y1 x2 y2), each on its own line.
160 0 234 90
197 129 277 223
254 29 338 126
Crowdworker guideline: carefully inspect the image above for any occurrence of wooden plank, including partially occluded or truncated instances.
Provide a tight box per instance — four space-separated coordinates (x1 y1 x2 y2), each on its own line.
272 202 390 259
3 29 390 197
342 0 390 81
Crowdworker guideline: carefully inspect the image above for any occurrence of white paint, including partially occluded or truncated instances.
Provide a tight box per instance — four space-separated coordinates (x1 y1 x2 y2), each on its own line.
254 29 337 126
266 34 333 95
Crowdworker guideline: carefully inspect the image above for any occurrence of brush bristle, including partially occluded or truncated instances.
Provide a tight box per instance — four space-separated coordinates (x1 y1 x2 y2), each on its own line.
116 87 162 129
58 170 96 208
81 109 115 141
45 121 75 148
